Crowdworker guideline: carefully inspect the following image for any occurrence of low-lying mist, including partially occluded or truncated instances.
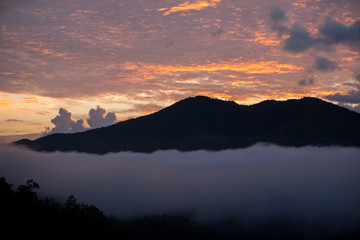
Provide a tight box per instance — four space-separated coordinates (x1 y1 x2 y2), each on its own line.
1 144 360 237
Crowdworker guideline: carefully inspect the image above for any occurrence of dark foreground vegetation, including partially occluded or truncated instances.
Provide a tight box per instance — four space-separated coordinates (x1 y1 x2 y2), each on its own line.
0 177 224 239
1 177 359 239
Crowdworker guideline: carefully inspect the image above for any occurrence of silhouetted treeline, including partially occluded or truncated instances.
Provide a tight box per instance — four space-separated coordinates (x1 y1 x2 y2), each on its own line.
0 177 225 239
0 177 115 238
1 177 359 239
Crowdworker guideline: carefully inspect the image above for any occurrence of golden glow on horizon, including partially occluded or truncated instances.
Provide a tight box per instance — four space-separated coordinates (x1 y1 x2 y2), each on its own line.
0 86 352 136
158 0 221 16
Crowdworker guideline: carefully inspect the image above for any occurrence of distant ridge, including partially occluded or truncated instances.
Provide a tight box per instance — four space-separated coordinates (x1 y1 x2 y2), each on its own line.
15 96 360 154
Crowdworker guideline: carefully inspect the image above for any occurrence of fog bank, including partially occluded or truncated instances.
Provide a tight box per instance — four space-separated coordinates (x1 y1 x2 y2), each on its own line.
1 144 359 230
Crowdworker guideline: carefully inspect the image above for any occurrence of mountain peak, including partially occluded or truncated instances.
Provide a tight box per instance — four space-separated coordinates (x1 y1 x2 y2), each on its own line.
176 95 236 106
15 96 360 154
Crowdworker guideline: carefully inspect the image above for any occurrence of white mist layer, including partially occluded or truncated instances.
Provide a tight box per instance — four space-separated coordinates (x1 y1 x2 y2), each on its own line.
1 144 360 223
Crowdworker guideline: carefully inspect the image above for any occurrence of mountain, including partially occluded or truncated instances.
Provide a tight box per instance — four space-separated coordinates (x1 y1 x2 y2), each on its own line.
15 96 360 154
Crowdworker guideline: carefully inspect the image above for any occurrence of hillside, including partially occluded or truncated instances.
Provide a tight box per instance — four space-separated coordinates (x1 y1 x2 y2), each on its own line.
15 96 360 154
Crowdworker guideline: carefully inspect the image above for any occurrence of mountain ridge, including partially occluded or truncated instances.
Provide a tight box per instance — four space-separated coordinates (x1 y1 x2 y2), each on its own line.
15 96 360 154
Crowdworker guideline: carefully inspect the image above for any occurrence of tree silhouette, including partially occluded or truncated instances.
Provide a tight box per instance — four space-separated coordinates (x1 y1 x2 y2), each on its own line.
65 194 79 211
0 177 228 239
16 179 40 201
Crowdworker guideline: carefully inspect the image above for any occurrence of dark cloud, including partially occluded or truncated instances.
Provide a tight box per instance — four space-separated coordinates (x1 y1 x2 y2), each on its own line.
210 28 226 38
283 24 317 53
295 56 339 86
5 119 24 122
314 56 340 72
47 108 86 134
87 106 117 129
325 72 360 104
325 90 360 104
343 82 360 89
270 7 289 36
271 8 360 53
355 73 360 82
297 77 314 86
320 20 353 43
270 8 286 22
319 19 360 50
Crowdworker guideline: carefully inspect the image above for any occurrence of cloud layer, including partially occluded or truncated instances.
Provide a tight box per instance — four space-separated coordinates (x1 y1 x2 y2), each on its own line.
0 0 360 135
1 144 360 236
0 0 358 102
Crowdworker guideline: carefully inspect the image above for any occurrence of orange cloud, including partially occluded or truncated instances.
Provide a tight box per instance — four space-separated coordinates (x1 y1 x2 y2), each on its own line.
158 0 221 16
23 95 54 108
123 60 303 77
249 32 281 46
0 97 12 109
0 72 16 76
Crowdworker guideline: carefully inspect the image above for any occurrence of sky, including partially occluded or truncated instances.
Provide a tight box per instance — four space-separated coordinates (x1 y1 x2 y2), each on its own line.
0 0 359 136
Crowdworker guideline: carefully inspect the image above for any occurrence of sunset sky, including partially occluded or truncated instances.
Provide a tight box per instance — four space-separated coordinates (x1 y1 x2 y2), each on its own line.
0 0 359 136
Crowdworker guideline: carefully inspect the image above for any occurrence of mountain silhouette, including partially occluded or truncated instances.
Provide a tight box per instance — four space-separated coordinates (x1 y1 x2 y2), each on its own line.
15 96 360 154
